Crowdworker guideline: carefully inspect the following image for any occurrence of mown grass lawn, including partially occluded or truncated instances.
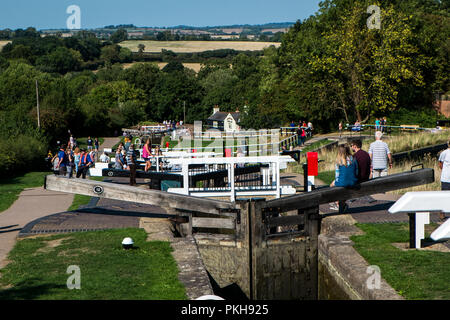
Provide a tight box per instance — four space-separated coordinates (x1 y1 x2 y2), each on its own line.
0 171 49 213
0 228 187 300
351 223 450 300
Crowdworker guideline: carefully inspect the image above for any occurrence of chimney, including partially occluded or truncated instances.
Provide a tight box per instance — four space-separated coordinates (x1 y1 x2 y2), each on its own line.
213 105 220 115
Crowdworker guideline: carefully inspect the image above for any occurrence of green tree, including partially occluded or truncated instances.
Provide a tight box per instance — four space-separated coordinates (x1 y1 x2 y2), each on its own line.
78 81 146 134
310 3 425 122
110 28 128 44
137 43 145 54
100 45 132 64
36 47 82 74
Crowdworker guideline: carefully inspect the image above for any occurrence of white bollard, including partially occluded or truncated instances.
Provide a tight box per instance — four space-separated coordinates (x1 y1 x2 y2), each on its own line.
414 212 430 249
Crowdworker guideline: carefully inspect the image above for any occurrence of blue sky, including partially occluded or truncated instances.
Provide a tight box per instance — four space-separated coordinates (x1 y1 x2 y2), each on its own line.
0 0 322 30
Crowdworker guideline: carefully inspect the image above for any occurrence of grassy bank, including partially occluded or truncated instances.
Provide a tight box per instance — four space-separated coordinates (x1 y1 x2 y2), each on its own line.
0 228 187 300
0 171 49 213
351 223 449 300
300 139 331 153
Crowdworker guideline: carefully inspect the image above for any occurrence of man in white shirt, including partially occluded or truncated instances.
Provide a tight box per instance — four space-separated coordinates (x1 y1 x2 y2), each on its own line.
438 141 450 221
368 131 392 178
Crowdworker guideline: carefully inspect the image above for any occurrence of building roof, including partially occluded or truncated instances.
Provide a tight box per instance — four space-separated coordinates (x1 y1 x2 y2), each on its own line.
208 111 240 122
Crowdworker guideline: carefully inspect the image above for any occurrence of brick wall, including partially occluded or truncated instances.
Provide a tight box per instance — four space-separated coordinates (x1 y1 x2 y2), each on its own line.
436 100 450 118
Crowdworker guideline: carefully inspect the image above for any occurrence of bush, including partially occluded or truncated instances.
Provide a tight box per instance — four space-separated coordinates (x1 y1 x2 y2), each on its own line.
0 134 48 178
387 107 443 128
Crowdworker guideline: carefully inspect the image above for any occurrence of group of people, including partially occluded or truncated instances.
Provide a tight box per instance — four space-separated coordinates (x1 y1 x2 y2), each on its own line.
113 137 165 186
289 120 314 146
113 142 138 186
329 131 392 213
329 131 449 221
162 120 183 128
375 117 388 133
47 135 102 179
50 144 95 179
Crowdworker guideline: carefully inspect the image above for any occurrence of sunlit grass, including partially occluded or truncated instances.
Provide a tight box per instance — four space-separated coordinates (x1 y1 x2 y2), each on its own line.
351 223 450 300
0 228 187 300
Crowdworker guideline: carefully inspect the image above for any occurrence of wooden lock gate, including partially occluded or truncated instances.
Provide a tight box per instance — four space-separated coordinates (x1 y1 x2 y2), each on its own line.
44 168 434 300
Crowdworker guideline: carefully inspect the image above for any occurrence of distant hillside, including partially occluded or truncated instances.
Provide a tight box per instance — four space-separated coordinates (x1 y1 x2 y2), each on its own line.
103 22 295 30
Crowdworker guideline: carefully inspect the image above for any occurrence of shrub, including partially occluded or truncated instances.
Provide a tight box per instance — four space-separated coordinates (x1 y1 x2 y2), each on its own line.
0 134 48 178
387 107 443 128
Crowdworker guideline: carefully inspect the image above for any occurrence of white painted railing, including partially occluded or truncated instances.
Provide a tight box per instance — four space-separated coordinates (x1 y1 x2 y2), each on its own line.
389 191 450 248
167 155 296 202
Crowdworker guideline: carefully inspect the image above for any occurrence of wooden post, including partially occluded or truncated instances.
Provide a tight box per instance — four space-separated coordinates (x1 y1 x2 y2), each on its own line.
408 213 416 248
303 162 308 192
35 80 40 128
249 198 265 300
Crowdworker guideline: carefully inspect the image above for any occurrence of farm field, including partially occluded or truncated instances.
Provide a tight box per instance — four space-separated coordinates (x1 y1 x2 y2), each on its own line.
121 62 202 73
0 40 11 50
119 40 280 53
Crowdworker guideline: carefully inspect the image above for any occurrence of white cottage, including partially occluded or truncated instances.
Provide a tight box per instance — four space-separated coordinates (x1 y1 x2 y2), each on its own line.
206 106 240 132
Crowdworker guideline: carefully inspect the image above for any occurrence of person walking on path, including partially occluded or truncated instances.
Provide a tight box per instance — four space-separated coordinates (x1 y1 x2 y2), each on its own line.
76 149 93 179
438 140 450 221
69 134 74 150
66 147 74 178
368 131 392 178
296 125 302 146
351 139 371 182
143 138 152 172
73 147 81 174
87 136 93 151
127 144 137 186
307 121 313 137
115 146 125 169
56 144 68 177
94 137 99 152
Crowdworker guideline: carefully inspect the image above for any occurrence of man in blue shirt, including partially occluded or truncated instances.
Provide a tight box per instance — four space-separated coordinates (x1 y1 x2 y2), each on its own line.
56 144 68 177
76 149 93 179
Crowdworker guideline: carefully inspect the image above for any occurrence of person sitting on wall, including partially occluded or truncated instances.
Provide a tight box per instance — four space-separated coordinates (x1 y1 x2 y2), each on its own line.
329 144 358 213
100 152 110 163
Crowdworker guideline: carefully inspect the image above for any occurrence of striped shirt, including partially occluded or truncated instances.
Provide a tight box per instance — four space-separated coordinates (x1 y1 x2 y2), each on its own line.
369 140 390 169
126 148 136 165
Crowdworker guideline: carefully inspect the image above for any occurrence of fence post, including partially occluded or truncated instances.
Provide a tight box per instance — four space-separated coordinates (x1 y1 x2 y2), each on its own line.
249 198 266 300
182 161 189 195
230 163 235 202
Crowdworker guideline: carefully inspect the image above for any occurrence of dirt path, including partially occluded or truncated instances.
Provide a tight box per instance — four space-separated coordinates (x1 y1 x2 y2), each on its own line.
0 187 74 268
